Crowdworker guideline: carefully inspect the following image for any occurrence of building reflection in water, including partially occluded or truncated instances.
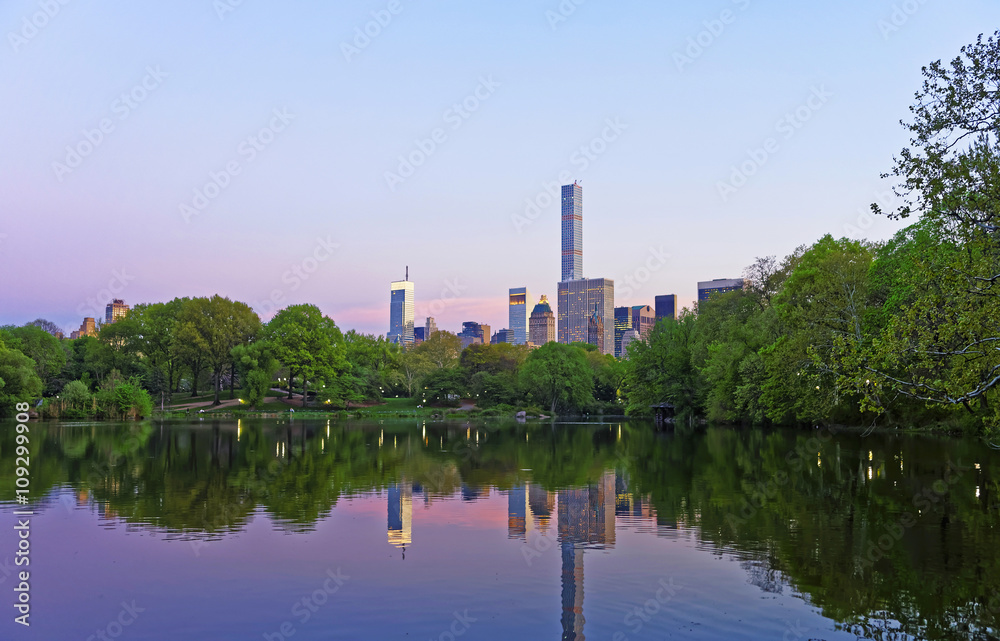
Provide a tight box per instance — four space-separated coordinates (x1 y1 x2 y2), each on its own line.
387 483 412 555
390 470 654 638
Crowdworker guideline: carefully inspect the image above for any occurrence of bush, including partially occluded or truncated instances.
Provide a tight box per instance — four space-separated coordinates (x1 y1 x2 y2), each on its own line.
95 375 153 419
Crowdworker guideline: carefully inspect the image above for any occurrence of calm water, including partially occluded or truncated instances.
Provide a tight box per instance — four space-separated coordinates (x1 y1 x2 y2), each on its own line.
1 418 998 640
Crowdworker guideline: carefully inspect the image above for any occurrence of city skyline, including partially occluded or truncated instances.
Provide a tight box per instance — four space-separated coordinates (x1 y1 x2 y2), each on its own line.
3 2 998 337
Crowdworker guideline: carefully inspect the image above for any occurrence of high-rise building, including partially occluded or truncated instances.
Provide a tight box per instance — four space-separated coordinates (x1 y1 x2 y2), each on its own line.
558 278 614 355
105 299 129 325
509 287 530 345
491 328 511 344
631 305 655 340
613 306 632 358
458 322 489 349
70 317 97 340
587 307 605 353
698 278 744 301
388 270 415 346
654 294 677 322
561 182 583 282
529 295 556 346
425 317 438 338
413 327 426 344
620 328 640 357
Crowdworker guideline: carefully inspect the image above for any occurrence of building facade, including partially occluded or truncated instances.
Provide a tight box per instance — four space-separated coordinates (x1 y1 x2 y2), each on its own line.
491 328 511 345
105 299 129 324
613 306 632 358
458 322 489 349
619 328 640 358
654 294 677 322
561 182 583 282
631 305 655 340
388 277 415 346
558 278 614 355
529 295 556 346
425 317 438 338
697 278 744 301
509 287 530 345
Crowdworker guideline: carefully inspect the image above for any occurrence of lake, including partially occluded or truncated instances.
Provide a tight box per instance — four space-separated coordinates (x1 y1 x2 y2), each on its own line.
1 418 998 640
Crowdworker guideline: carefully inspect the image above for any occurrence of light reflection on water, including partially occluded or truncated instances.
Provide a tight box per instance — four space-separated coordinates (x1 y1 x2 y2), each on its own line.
0 418 998 641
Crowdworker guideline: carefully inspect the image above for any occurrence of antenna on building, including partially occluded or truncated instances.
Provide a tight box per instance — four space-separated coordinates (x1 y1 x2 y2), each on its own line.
406 266 409 281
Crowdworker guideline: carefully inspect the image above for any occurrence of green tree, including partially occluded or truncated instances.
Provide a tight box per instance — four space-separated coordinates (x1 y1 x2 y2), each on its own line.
1 324 66 394
519 342 593 414
231 341 279 409
848 32 1000 429
176 296 260 405
264 305 345 407
623 314 702 418
0 338 42 416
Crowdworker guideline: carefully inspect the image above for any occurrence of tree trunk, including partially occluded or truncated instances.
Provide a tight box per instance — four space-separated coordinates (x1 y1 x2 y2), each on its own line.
191 365 199 397
303 379 309 409
288 370 295 399
229 362 236 400
213 369 222 406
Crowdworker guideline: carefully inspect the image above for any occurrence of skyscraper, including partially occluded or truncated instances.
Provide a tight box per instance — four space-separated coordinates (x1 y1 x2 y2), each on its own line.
698 278 744 301
613 306 632 358
529 295 556 346
655 294 677 322
388 269 414 346
425 317 438 338
631 305 655 340
558 278 614 354
509 287 530 345
561 182 583 282
105 299 129 325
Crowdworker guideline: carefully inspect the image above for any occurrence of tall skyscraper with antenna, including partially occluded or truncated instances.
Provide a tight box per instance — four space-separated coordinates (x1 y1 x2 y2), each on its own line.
556 182 615 354
561 182 583 282
388 267 414 346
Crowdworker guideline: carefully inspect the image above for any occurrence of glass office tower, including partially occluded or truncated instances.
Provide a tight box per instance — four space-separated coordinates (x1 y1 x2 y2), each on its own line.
509 287 529 345
561 183 583 282
388 278 414 346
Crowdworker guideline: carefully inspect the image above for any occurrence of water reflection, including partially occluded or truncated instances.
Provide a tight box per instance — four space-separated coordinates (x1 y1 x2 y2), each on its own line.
2 419 999 640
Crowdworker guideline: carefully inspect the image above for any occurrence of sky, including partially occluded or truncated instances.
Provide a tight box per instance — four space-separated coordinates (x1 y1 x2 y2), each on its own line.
1 0 998 337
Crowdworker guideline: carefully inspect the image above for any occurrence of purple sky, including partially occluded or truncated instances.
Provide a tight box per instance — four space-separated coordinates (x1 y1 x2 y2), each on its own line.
2 1 998 336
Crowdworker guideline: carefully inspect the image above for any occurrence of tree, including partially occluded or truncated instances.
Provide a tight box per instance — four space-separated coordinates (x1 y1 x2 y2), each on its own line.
855 32 1000 429
519 342 593 414
0 338 42 417
130 299 186 396
231 341 279 409
264 305 345 407
176 296 260 405
1 324 66 395
623 314 702 418
28 318 63 337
